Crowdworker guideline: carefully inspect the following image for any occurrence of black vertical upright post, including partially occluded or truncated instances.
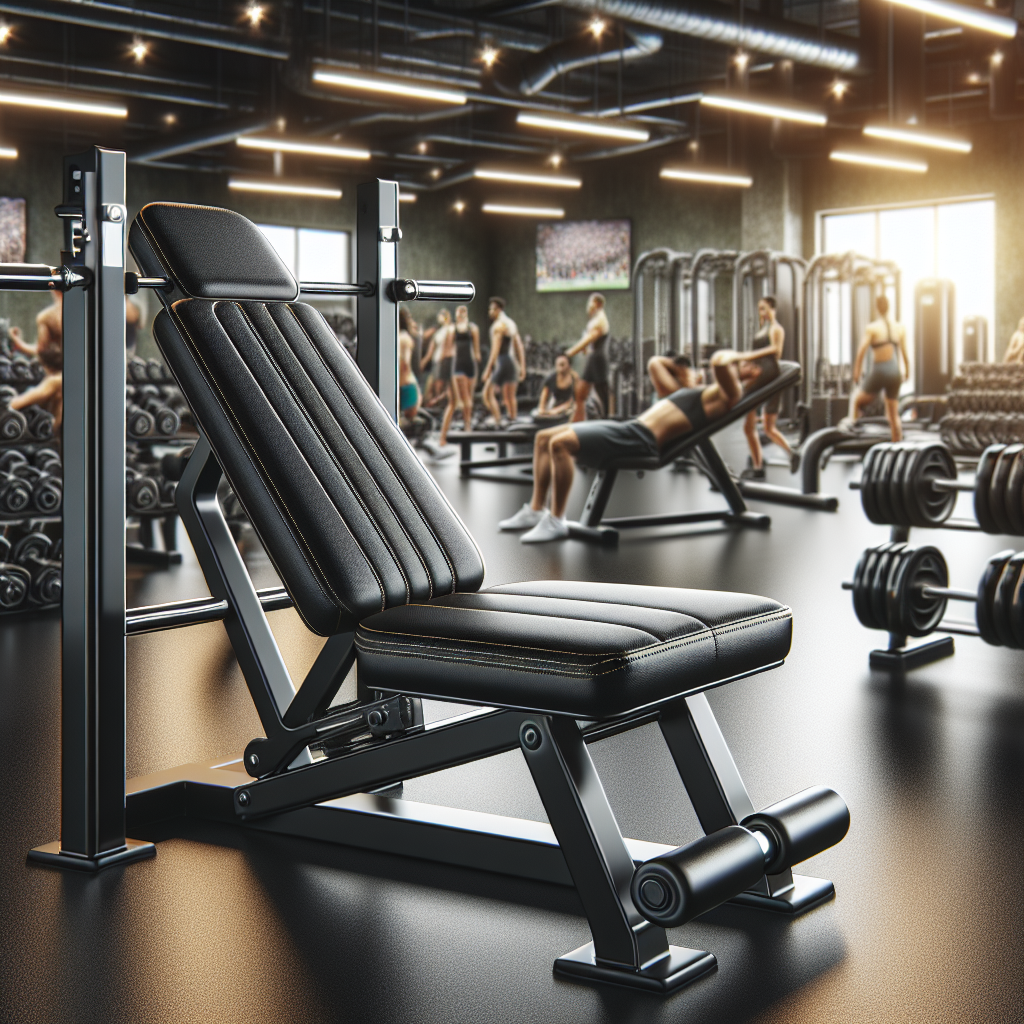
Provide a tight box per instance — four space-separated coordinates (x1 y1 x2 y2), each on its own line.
30 146 154 871
356 179 400 420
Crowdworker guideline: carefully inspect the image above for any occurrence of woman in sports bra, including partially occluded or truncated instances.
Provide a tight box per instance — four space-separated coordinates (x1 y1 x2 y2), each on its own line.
740 295 798 479
533 352 578 425
437 305 482 451
850 294 910 441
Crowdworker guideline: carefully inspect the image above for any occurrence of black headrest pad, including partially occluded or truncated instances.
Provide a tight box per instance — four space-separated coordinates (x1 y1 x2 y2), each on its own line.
130 202 298 301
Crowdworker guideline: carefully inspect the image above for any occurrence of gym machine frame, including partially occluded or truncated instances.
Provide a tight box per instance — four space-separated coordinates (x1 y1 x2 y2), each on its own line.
25 152 841 994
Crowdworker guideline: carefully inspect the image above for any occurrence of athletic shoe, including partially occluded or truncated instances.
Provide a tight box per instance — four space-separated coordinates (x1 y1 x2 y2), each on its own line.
789 450 801 473
520 510 570 543
739 465 767 481
837 416 855 432
429 445 456 462
498 503 544 531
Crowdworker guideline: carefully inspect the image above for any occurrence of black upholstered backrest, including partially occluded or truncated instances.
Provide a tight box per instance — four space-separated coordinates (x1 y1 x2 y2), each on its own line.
130 203 485 636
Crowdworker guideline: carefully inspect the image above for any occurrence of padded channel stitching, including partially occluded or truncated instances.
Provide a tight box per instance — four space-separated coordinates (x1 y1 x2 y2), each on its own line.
356 618 708 664
355 628 715 678
232 302 412 604
280 303 441 600
168 302 359 616
398 601 664 644
285 303 460 596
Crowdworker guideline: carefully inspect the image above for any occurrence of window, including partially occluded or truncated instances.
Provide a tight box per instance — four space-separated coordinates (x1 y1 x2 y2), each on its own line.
256 224 351 284
819 198 996 364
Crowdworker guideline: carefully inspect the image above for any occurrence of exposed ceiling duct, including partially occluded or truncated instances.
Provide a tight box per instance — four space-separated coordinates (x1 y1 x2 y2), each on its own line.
517 29 663 94
557 0 860 71
128 116 275 164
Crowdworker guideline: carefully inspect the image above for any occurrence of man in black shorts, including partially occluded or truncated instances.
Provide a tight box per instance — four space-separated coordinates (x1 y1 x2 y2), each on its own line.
566 292 611 419
499 349 761 542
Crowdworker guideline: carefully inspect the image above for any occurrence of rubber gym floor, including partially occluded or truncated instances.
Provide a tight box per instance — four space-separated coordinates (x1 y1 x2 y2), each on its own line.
1 423 1021 1024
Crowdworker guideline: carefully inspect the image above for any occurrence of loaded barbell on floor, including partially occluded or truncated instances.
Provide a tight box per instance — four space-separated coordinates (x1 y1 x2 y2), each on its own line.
843 542 1024 647
631 787 850 927
853 441 1024 534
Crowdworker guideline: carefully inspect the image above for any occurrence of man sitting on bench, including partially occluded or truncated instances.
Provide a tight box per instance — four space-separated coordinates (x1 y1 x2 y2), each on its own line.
499 350 765 543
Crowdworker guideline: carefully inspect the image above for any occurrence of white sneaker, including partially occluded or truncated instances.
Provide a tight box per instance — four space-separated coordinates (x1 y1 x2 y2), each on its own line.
498 503 544 531
837 416 855 432
429 445 456 462
520 510 570 543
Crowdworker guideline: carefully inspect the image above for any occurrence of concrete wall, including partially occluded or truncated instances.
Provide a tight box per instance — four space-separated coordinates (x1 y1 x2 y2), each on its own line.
800 119 1024 354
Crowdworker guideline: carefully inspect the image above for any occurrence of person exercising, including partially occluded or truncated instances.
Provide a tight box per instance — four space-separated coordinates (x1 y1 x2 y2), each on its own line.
849 294 910 441
482 297 525 425
648 352 701 398
567 292 610 420
398 307 422 424
1003 316 1024 364
741 296 798 479
499 349 763 543
436 305 480 451
533 352 578 425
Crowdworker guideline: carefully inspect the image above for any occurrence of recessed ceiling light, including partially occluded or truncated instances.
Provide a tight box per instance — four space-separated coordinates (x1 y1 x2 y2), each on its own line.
0 89 127 117
701 93 827 125
246 3 265 27
863 123 971 153
313 68 467 105
482 202 564 217
473 167 581 188
481 45 499 68
830 149 928 173
588 16 606 38
238 136 371 159
453 200 466 213
830 80 849 99
429 167 442 180
660 166 752 187
733 50 750 68
880 0 1017 37
162 112 177 126
228 178 342 198
517 110 649 142
0 23 11 44
130 38 148 63
416 141 428 154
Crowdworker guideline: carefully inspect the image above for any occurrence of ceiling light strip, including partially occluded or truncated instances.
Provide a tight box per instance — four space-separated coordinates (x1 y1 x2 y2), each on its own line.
0 146 16 159
881 0 1018 38
312 69 467 105
473 168 581 188
660 166 752 187
830 150 928 173
0 89 127 117
238 137 371 160
482 203 565 217
516 111 649 142
228 178 343 198
700 93 827 125
863 124 971 153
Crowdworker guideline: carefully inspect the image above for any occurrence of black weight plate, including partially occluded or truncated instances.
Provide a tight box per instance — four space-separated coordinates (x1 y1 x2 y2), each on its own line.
988 443 1021 535
976 549 1015 646
871 542 906 632
850 547 876 629
1005 449 1024 536
909 443 958 528
872 445 899 526
888 445 912 527
974 445 1003 533
992 551 1024 648
859 445 885 524
888 544 949 637
1010 556 1024 649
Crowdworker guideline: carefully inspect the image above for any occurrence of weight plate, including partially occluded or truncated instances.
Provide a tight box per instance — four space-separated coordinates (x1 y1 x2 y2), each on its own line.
888 544 949 637
976 549 1015 646
872 445 899 526
1005 449 1024 536
992 551 1024 648
1010 555 1024 649
11 532 51 563
859 445 885 524
851 547 879 629
909 443 958 528
871 541 906 633
988 443 1022 535
974 445 1004 534
888 445 913 527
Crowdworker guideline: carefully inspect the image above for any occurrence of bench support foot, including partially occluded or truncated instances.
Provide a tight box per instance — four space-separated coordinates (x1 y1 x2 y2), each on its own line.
729 873 835 915
869 635 954 671
28 838 155 872
555 942 716 994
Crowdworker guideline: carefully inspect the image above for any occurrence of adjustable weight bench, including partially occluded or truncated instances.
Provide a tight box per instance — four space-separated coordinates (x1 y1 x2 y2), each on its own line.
568 362 804 542
124 202 848 995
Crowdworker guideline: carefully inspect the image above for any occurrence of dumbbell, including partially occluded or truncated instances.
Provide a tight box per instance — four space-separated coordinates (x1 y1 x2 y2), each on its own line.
127 357 150 383
0 466 31 514
126 466 161 513
32 448 61 473
10 532 61 606
0 536 30 611
126 403 155 438
146 358 167 382
9 354 32 381
22 405 54 441
844 543 1024 647
160 445 193 482
139 397 180 436
0 386 28 442
10 463 62 514
631 787 850 927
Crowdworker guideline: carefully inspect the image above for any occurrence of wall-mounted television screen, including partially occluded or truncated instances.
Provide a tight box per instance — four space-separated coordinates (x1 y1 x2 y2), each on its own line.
535 218 631 293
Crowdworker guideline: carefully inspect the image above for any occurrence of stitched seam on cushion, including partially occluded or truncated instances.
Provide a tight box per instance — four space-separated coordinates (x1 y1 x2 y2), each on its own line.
281 304 441 600
288 303 461 596
233 301 414 603
168 302 359 614
397 601 664 645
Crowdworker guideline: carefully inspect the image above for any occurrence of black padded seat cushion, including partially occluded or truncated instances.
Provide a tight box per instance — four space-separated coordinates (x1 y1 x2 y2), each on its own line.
152 296 485 635
130 203 299 301
356 581 792 719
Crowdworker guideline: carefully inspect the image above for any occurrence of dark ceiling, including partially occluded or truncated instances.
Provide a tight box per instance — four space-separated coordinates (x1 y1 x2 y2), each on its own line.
0 0 1020 188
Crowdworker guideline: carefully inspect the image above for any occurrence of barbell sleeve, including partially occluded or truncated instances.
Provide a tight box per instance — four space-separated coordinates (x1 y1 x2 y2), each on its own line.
843 579 978 602
388 278 476 303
